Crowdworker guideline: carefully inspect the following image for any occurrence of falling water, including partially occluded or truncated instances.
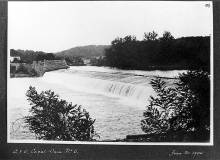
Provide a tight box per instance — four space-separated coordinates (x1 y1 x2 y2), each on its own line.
8 66 186 141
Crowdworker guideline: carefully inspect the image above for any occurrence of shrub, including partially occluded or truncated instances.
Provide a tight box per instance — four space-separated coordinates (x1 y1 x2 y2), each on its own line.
25 86 97 141
174 70 210 131
29 68 38 76
12 58 21 63
141 78 178 134
141 70 210 136
15 64 29 74
10 65 16 74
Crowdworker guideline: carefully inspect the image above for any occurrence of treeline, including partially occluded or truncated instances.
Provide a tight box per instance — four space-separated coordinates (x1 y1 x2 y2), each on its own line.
103 31 210 71
10 49 85 66
62 56 84 66
10 49 61 63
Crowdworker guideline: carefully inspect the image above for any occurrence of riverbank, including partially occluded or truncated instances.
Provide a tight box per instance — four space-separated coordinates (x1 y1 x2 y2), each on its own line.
10 59 69 78
10 73 36 78
97 130 210 142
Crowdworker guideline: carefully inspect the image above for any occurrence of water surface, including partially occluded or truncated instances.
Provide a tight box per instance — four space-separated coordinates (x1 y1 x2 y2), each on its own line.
8 66 185 140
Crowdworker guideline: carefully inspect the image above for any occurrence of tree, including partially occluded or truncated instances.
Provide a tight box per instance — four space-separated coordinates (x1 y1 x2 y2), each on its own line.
16 64 29 74
12 58 21 63
64 56 84 66
10 65 16 74
25 86 97 141
104 32 209 71
90 57 106 66
144 31 158 41
141 78 178 134
141 70 210 136
36 53 59 61
174 70 210 131
159 31 174 41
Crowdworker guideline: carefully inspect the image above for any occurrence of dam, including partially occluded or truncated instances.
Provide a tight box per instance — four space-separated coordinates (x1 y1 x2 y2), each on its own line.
8 66 185 140
32 59 69 76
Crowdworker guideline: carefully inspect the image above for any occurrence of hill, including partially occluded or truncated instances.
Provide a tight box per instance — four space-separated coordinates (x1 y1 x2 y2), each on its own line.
55 45 109 58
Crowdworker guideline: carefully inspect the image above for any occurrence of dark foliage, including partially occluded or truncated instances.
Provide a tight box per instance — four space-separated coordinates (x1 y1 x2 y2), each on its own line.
90 57 106 66
11 64 37 76
15 64 29 74
64 56 84 66
12 58 22 63
144 31 158 41
10 65 16 74
10 49 61 63
25 86 97 141
104 31 210 71
36 53 61 61
29 69 38 76
141 70 210 140
141 78 177 134
174 70 210 131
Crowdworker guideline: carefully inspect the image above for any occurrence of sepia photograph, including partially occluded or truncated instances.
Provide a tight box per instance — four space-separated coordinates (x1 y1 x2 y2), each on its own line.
7 1 213 144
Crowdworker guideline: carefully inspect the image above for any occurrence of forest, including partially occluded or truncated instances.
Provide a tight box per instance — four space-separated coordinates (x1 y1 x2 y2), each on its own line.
10 49 84 66
103 31 210 72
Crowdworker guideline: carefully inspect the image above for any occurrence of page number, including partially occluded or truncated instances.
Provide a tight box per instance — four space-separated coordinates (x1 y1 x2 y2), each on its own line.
205 3 210 8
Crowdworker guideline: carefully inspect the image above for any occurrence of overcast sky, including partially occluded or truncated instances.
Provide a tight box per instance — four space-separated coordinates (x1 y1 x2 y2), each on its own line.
8 1 213 53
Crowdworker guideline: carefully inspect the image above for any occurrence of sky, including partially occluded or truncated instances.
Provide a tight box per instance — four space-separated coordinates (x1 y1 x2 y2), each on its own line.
8 1 213 53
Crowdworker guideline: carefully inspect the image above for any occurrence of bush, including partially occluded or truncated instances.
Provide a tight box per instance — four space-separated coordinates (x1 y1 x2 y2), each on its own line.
15 64 29 74
25 86 97 141
64 56 84 66
10 65 16 74
141 78 177 134
175 70 210 131
141 70 210 136
12 58 22 63
29 68 38 76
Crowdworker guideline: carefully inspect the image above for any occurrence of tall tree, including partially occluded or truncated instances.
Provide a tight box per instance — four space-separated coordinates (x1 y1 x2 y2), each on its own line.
159 31 174 41
143 31 158 41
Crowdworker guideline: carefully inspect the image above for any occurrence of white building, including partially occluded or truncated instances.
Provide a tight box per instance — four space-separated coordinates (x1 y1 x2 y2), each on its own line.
10 56 21 62
82 58 91 65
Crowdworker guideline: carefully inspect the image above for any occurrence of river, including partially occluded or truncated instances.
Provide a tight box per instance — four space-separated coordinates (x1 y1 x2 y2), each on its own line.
8 66 185 141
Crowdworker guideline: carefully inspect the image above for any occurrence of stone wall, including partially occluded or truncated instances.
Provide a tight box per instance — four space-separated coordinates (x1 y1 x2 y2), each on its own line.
44 60 69 71
32 61 45 76
32 60 69 76
10 63 33 72
10 63 20 70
